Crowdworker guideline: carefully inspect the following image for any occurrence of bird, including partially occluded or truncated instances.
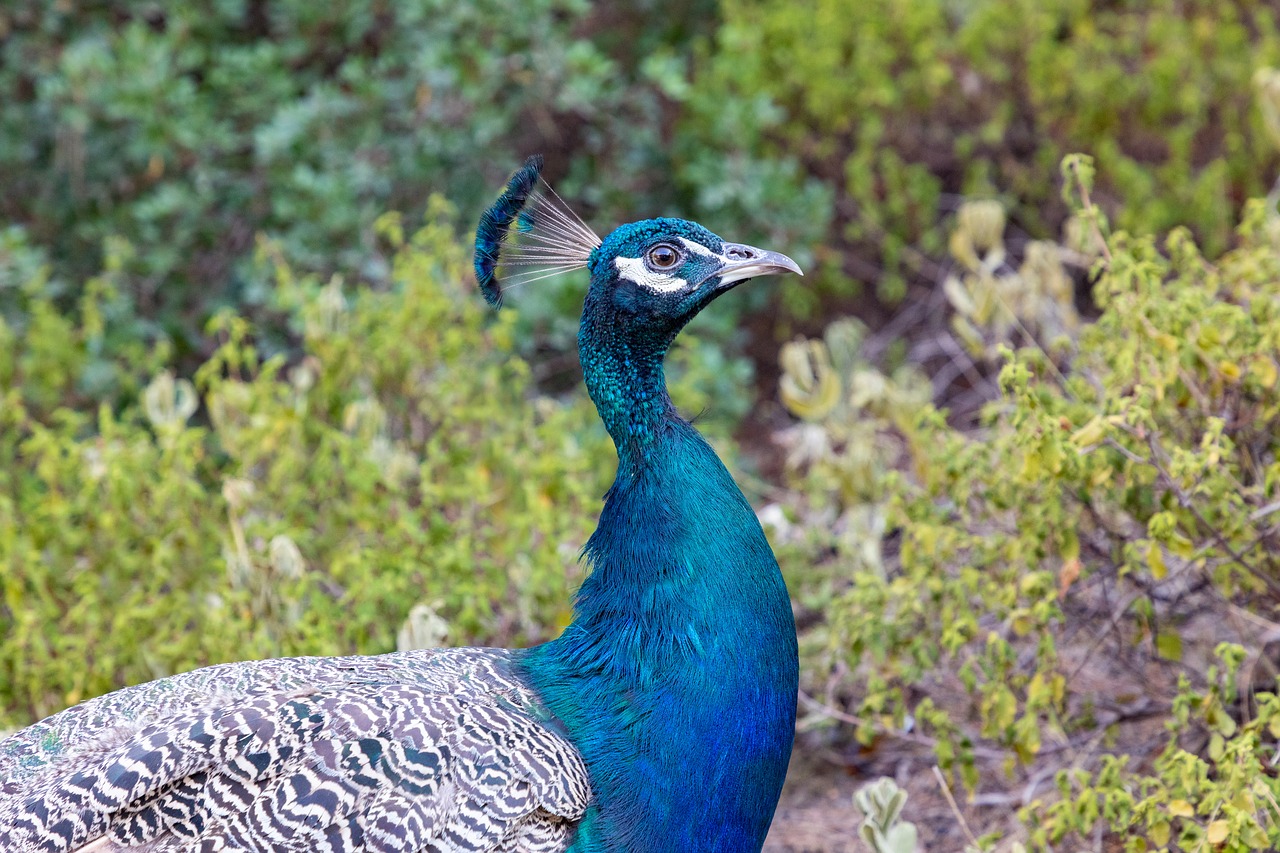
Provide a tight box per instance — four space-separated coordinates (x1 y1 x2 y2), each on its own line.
0 155 802 853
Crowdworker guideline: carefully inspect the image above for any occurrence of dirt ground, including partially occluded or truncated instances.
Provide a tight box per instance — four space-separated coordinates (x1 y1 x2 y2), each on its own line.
765 754 865 852
763 742 1063 853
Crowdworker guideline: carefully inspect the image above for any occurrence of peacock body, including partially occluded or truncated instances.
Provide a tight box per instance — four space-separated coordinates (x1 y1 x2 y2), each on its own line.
0 157 801 853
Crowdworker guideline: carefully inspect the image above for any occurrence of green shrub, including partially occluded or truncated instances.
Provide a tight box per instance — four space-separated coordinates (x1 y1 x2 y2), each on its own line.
0 201 617 726
778 159 1280 849
0 0 646 366
687 0 1280 308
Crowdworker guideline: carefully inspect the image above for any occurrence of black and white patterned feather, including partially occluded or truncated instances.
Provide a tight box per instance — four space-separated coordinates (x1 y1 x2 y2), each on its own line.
0 649 590 852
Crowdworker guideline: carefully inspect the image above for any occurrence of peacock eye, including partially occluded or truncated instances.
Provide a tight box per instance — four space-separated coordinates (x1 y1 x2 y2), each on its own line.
645 243 681 271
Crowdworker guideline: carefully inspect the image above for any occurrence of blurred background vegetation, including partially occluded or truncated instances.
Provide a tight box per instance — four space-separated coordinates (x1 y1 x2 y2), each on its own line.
4 1 1280 849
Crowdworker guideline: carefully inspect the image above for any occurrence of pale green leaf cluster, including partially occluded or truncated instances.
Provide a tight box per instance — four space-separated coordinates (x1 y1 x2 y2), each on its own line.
855 778 920 853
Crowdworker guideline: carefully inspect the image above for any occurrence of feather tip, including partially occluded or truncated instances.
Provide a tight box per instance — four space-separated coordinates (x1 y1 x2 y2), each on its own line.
473 155 597 307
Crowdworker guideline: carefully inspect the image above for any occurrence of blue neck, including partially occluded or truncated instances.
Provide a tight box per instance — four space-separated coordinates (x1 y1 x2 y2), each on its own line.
575 304 674 467
517 318 799 852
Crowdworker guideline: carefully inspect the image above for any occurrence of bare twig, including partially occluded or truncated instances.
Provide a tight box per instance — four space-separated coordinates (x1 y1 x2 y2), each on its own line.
933 765 982 849
1251 500 1280 524
1066 160 1113 266
1102 437 1149 466
1143 433 1280 597
1064 587 1147 684
1257 777 1280 825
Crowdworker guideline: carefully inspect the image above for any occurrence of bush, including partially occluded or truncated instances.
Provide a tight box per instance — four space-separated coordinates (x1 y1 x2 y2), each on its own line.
686 0 1280 309
0 0 646 365
776 158 1280 849
8 1 1277 405
0 202 616 726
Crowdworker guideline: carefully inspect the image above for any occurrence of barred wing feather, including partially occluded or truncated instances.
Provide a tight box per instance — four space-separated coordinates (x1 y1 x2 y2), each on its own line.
0 649 590 853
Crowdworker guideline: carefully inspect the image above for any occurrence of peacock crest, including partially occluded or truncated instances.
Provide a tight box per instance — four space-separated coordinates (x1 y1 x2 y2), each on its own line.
474 155 601 307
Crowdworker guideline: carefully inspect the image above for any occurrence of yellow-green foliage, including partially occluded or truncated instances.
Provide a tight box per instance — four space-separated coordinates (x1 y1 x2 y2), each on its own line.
0 202 615 727
780 162 1280 849
695 0 1280 284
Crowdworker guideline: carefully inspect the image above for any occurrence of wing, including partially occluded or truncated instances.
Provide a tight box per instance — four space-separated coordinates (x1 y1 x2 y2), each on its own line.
0 649 590 853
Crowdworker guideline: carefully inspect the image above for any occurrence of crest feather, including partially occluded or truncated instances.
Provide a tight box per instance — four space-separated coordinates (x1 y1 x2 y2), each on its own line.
474 156 600 308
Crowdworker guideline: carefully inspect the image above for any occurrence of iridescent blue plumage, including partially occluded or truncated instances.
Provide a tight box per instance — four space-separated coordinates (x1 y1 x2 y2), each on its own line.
516 211 802 852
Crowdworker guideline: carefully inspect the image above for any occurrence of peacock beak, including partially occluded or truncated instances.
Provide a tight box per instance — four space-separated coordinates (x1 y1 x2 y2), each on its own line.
716 243 804 287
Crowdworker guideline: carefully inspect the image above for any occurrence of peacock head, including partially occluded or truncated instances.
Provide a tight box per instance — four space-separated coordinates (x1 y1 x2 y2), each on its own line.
474 156 802 346
584 217 801 343
475 157 802 449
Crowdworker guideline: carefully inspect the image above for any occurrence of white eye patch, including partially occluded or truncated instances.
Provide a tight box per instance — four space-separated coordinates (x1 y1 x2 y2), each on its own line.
676 237 719 259
614 256 688 294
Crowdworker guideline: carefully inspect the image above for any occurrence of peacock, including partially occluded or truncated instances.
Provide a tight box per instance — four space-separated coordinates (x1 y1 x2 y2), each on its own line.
0 156 802 853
